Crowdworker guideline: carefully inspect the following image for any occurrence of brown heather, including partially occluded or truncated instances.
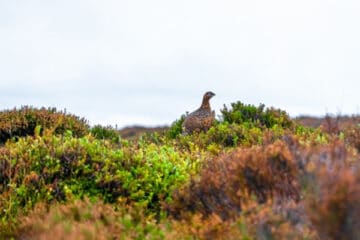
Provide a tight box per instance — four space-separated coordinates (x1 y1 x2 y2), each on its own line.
16 199 124 240
306 166 360 240
166 133 360 239
168 140 300 220
303 140 360 240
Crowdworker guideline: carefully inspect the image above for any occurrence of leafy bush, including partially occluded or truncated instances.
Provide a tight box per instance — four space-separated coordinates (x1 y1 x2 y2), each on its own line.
205 122 266 147
166 102 294 149
90 125 120 143
0 106 89 143
167 114 185 139
220 101 293 129
0 134 195 235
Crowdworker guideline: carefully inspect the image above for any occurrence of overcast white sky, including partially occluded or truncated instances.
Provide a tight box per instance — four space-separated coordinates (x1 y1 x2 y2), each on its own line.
1 1 360 127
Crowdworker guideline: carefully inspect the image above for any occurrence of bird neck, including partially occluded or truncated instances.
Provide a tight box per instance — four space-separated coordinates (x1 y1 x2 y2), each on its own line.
200 98 211 110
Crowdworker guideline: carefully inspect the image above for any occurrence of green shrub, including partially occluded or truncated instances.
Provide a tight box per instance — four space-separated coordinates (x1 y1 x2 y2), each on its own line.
170 122 279 152
205 123 266 147
0 106 89 143
0 133 195 234
220 101 293 129
90 125 120 143
167 114 185 139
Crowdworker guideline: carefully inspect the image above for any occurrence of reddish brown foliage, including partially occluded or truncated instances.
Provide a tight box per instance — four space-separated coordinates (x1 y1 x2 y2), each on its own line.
344 126 360 153
168 141 300 220
167 133 360 239
305 167 360 239
305 147 360 240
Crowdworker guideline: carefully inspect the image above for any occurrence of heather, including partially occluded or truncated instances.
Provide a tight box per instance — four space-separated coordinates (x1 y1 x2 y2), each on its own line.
1 103 360 239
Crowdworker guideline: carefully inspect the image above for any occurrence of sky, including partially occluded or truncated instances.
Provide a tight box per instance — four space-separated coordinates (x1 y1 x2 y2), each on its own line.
1 0 360 127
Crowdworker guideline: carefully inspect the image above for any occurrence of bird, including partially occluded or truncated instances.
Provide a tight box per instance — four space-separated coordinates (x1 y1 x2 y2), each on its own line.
182 91 216 134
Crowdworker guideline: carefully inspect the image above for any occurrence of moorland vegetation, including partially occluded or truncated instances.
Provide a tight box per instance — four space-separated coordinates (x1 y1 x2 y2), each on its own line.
1 103 360 239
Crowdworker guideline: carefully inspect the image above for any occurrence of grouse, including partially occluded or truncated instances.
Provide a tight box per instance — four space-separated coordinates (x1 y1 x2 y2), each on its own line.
182 91 216 134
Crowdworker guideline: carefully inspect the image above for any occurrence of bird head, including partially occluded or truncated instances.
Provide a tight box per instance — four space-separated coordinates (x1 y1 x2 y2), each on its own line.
200 91 216 109
204 91 216 100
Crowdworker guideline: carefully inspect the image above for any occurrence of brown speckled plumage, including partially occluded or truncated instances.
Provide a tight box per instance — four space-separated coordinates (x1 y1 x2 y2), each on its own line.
182 91 216 134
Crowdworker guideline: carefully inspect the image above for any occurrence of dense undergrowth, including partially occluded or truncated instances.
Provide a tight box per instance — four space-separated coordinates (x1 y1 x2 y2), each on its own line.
1 103 360 239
